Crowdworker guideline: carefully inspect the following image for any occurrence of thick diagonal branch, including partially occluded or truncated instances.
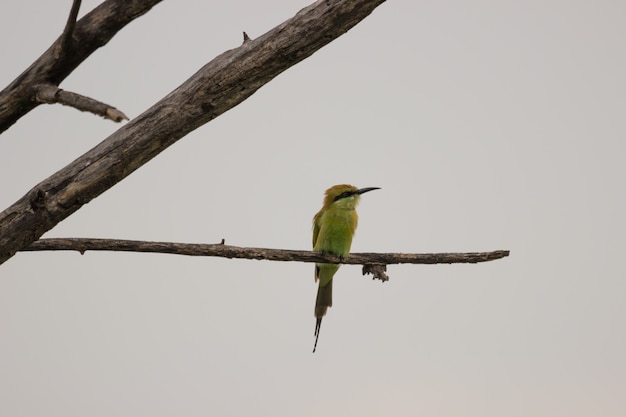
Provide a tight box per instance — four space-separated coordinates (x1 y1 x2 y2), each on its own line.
0 0 387 265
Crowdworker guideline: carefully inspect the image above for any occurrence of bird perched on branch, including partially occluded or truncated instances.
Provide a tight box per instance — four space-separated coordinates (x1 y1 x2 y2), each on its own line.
312 184 380 352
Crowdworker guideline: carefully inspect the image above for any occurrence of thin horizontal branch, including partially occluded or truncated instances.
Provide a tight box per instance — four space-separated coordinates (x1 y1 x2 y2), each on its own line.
23 238 510 266
0 0 387 266
35 84 128 122
0 0 162 133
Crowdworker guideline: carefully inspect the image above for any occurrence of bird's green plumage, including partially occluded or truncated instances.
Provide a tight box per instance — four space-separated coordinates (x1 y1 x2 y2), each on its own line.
312 184 379 352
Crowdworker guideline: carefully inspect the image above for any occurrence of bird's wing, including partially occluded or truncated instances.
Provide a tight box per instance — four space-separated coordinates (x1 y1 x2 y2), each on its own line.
312 211 321 248
312 211 322 282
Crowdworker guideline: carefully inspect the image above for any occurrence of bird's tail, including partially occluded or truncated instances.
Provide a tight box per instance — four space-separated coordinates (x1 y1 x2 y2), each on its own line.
313 280 333 353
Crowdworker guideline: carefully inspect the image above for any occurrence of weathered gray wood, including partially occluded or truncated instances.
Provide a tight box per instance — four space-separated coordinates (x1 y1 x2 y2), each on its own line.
0 0 387 265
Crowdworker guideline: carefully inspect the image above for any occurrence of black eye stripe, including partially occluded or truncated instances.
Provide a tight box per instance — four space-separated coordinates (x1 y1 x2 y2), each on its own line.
333 191 353 202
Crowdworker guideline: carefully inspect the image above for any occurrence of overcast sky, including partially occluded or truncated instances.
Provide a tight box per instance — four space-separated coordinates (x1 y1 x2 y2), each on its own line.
1 1 625 416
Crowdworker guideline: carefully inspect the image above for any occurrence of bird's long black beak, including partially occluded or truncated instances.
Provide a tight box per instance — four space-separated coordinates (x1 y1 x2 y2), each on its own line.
355 187 381 195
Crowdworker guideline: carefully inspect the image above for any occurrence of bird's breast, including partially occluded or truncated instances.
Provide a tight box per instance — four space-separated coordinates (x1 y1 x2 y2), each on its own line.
314 208 358 256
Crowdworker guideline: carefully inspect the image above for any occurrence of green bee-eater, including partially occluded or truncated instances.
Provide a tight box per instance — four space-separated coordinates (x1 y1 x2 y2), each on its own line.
312 184 380 352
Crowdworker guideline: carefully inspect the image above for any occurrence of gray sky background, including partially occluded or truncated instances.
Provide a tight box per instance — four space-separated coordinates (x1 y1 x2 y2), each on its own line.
1 1 625 416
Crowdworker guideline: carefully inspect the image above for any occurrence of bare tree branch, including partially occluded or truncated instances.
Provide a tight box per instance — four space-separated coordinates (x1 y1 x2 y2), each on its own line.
35 84 128 122
21 238 509 282
0 0 387 266
23 238 509 282
0 0 162 133
22 238 510 281
23 238 510 267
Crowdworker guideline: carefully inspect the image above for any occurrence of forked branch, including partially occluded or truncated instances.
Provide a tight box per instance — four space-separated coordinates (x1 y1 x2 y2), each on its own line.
0 0 161 133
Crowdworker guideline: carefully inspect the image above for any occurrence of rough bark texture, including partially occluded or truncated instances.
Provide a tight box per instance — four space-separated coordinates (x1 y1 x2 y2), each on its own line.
0 0 387 265
0 0 162 133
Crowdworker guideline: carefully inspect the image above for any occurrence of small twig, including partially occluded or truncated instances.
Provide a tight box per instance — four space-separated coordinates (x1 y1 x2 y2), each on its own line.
34 84 128 122
56 0 82 59
242 31 251 44
23 238 510 266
